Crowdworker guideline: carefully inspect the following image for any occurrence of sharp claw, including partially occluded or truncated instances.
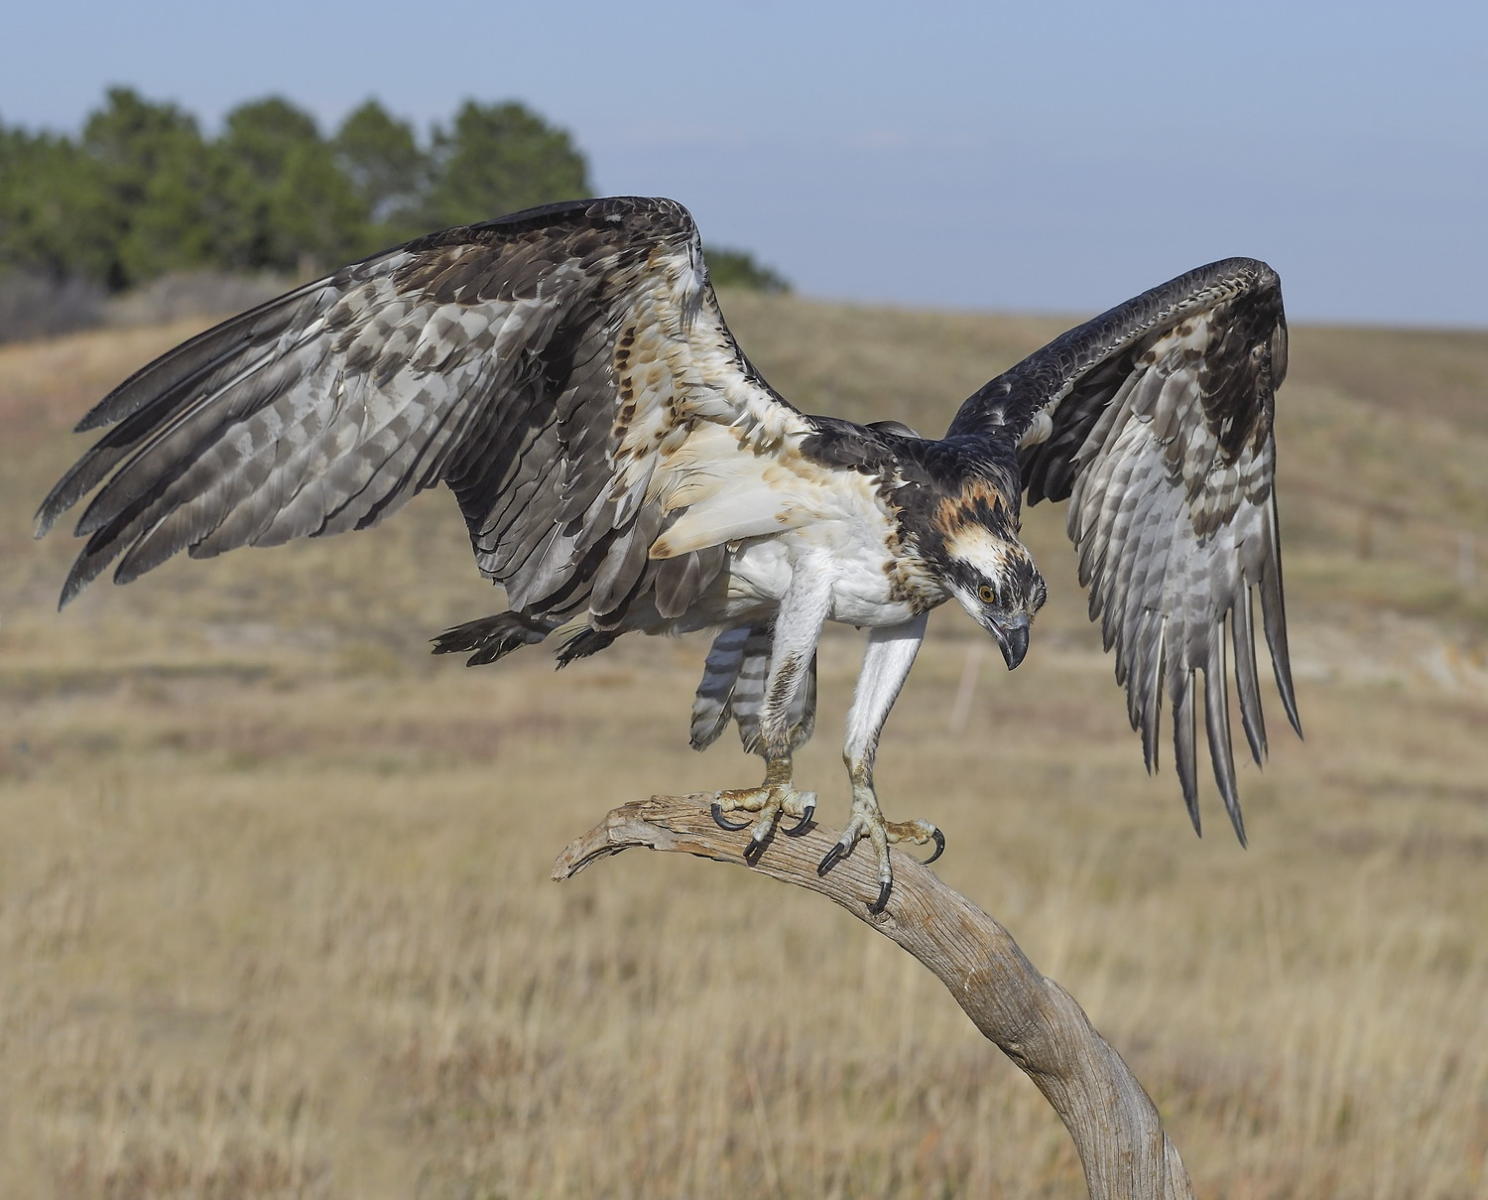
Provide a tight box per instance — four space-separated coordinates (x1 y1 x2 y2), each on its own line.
922 827 946 865
817 840 849 877
743 835 768 865
781 801 816 837
867 877 893 915
711 802 751 832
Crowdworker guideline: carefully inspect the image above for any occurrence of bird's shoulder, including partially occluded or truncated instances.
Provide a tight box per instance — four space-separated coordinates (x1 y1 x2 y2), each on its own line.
791 419 1022 542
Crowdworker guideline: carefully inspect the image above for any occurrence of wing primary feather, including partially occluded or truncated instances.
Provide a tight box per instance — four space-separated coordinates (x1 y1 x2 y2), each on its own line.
1231 587 1268 764
40 298 339 542
1139 615 1166 772
74 275 335 433
70 324 331 544
38 411 191 539
1203 631 1246 845
1259 537 1303 738
1173 670 1200 836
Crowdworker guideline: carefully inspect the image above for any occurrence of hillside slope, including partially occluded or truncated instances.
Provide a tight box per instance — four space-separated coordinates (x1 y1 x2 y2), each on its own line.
2 295 1484 1198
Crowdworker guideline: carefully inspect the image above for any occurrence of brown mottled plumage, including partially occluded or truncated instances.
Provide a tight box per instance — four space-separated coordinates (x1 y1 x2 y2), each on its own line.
37 196 1298 910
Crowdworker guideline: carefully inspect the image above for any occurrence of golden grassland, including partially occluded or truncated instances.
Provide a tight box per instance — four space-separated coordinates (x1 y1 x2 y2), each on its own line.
1 294 1486 1198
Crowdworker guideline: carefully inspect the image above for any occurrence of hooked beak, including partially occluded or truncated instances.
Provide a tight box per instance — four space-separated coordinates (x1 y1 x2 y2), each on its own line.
990 613 1030 670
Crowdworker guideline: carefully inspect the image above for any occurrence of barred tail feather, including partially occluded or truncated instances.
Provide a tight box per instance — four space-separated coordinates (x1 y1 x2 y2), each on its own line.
690 625 753 749
690 622 816 756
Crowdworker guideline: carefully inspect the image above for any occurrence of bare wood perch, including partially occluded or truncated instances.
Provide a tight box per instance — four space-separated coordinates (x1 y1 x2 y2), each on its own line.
554 794 1195 1200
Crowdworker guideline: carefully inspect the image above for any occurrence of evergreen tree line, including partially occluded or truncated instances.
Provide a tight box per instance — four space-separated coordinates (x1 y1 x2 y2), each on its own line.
0 87 787 335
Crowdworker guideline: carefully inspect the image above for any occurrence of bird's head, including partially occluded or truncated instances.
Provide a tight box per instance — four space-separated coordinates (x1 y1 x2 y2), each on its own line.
941 525 1047 670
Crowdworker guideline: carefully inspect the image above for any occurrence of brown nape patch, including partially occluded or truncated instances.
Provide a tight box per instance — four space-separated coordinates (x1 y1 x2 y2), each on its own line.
932 477 1016 539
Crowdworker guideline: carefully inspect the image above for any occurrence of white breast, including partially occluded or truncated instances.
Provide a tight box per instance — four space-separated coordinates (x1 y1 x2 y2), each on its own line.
661 447 942 631
720 520 929 629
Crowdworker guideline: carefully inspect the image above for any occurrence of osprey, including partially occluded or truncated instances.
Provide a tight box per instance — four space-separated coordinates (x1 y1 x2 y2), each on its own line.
37 196 1299 913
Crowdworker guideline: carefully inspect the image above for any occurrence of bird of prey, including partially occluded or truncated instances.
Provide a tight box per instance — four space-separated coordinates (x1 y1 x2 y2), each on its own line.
37 196 1300 913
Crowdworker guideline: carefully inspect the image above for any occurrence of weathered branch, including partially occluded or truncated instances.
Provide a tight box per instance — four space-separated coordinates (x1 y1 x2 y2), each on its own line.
554 794 1195 1200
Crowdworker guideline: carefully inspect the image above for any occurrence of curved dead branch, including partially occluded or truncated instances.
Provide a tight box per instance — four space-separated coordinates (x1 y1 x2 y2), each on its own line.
553 793 1195 1200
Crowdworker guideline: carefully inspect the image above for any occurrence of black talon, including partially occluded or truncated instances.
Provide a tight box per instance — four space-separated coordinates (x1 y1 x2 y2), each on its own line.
743 834 769 865
711 802 751 832
817 841 849 877
922 827 946 865
781 801 816 837
867 877 893 915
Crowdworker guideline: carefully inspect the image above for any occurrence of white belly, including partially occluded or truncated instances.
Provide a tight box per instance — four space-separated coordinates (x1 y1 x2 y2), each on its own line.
717 523 933 629
651 453 945 634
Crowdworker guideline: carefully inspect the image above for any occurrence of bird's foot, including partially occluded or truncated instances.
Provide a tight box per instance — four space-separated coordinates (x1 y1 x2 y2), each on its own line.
817 799 943 915
710 781 817 863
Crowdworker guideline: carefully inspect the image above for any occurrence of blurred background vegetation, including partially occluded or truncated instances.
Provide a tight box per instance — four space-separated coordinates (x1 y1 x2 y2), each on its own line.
2 78 1483 1200
0 86 788 343
3 297 1485 1199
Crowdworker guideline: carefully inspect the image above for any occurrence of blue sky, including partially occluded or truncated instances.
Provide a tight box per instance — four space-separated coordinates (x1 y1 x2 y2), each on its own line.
6 0 1485 326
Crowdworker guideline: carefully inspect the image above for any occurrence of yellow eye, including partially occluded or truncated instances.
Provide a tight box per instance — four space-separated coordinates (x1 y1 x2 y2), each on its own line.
977 584 997 605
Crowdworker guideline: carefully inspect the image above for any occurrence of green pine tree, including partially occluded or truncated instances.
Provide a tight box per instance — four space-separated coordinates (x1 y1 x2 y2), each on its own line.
425 100 590 228
80 86 206 287
218 96 369 275
706 247 791 294
334 99 428 252
0 122 114 283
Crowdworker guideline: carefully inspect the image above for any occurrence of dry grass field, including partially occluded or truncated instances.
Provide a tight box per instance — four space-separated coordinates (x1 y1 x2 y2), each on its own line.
2 292 1485 1198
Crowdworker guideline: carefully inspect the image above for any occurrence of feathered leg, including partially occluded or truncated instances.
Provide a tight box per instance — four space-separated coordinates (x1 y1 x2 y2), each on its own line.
816 613 941 913
710 563 832 859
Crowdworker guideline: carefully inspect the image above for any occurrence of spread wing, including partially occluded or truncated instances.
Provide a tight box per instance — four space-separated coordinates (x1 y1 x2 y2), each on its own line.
948 258 1299 841
36 197 815 627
